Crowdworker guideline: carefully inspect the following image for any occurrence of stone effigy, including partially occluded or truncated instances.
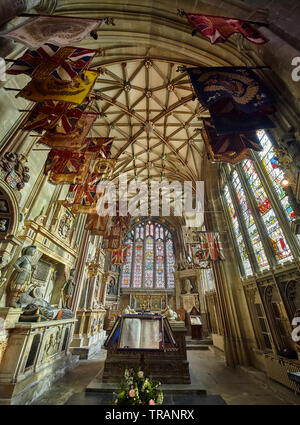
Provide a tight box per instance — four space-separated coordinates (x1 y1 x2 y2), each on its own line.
8 245 37 308
18 286 74 322
160 305 178 321
120 305 136 315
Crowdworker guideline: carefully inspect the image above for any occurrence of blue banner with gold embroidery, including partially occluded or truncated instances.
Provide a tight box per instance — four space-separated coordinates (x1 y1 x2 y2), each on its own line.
209 98 275 134
187 67 275 114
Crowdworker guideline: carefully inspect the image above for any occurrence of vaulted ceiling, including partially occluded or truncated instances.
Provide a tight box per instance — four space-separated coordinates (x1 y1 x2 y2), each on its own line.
87 58 207 186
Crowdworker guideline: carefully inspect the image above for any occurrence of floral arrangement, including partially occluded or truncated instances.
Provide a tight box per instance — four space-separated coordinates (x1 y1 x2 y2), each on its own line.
113 367 164 405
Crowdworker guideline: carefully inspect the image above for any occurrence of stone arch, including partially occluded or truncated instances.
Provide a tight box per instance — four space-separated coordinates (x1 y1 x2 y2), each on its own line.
56 0 300 134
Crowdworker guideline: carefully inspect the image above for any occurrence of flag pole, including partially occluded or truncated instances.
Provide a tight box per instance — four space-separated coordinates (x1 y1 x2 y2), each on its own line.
18 13 115 25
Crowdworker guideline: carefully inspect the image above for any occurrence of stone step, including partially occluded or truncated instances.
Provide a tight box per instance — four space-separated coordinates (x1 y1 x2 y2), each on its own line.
186 339 213 346
186 337 213 345
186 344 210 351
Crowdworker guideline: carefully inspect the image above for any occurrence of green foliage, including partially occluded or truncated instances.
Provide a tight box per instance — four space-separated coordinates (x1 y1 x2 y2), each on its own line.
113 367 164 405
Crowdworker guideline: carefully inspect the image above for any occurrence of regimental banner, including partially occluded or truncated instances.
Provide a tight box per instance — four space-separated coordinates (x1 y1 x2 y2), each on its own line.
44 149 94 185
201 118 262 164
7 44 97 82
85 214 109 235
102 214 131 251
38 113 97 149
81 137 113 157
209 98 276 135
111 245 129 265
22 100 89 134
102 224 123 251
70 171 104 214
189 231 225 263
17 69 98 105
187 67 274 115
182 226 200 244
183 12 268 45
0 16 105 49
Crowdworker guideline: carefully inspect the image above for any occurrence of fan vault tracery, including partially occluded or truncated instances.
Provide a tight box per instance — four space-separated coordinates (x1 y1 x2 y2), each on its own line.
86 59 207 188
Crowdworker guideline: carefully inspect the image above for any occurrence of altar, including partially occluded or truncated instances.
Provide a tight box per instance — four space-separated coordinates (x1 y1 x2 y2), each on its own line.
100 313 190 384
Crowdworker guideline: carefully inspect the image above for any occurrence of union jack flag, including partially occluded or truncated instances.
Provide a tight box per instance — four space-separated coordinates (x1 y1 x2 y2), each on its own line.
44 149 85 176
68 172 104 214
7 43 96 82
82 137 114 157
190 231 224 262
22 100 89 134
111 245 129 265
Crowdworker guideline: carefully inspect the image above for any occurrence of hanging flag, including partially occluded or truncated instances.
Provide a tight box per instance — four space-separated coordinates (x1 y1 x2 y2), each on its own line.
102 225 123 251
182 226 200 244
0 16 109 49
70 171 105 214
102 213 131 251
209 98 276 134
182 12 268 44
201 118 262 164
44 149 94 185
191 231 225 262
111 245 129 265
82 137 113 157
38 113 97 149
187 67 274 115
22 100 89 134
7 43 97 82
17 69 98 105
85 214 109 235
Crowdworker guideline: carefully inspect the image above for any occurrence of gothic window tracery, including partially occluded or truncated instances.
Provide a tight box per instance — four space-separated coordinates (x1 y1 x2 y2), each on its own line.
223 130 298 275
120 220 175 289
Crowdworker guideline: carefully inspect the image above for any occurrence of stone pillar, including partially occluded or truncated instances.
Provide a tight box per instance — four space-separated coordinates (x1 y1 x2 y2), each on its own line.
174 272 181 309
71 227 89 313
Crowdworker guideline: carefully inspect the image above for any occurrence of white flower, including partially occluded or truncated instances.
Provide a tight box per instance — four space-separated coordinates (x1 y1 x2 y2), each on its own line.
137 371 144 378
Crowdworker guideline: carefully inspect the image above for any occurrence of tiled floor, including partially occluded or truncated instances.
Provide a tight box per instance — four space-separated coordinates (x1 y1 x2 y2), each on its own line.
33 348 300 405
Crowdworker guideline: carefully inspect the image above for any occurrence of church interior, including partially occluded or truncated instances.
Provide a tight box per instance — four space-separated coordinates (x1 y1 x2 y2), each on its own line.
0 0 300 407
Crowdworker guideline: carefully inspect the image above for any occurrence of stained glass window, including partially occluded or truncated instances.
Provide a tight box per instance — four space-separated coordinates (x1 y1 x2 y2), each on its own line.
242 160 292 262
132 224 144 288
166 233 175 287
224 185 253 276
120 234 133 288
120 220 175 289
256 130 295 221
144 224 154 288
232 171 269 269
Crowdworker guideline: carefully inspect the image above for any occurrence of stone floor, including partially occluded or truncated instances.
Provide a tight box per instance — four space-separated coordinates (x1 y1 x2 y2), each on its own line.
32 347 300 405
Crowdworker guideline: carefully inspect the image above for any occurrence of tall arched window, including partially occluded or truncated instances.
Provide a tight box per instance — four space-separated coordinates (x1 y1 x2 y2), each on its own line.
222 130 299 276
120 220 175 289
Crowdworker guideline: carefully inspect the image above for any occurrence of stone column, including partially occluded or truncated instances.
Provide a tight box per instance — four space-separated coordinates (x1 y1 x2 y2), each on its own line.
174 271 181 309
71 228 89 313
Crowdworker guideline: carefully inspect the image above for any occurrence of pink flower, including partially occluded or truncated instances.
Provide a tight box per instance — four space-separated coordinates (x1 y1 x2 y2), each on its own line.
149 399 155 405
129 389 135 397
